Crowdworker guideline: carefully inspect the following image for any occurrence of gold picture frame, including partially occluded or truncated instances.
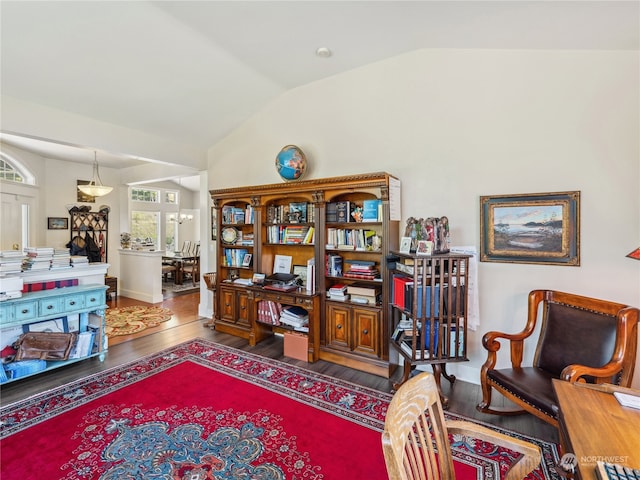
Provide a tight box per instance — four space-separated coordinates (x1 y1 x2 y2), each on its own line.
480 191 580 266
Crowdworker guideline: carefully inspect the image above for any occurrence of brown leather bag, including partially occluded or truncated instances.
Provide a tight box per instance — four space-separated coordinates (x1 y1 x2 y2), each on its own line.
14 332 77 361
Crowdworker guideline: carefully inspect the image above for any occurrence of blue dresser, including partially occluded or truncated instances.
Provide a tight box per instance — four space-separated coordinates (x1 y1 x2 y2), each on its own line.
0 284 108 383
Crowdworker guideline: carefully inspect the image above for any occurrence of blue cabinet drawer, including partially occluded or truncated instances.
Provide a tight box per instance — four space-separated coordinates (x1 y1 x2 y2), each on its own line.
38 297 63 316
14 301 38 321
63 295 84 311
84 291 105 309
0 304 14 324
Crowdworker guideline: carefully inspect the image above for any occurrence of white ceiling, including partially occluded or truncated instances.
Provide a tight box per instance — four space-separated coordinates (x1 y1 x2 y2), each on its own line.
1 0 638 185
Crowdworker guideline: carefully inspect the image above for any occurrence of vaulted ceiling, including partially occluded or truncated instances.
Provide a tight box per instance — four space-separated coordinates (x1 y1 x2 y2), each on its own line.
1 1 638 176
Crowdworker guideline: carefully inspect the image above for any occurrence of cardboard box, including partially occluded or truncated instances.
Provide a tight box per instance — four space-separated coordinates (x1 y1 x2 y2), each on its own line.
283 332 308 362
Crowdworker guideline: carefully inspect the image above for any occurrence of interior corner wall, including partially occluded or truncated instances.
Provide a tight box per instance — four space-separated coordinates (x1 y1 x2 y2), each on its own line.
208 48 640 386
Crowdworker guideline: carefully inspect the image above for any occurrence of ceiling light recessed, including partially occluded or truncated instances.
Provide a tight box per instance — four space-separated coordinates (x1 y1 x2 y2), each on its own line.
315 47 332 58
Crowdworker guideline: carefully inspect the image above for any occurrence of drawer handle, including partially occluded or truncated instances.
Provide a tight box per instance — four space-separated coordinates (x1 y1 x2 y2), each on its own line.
47 305 54 310
241 305 246 310
90 297 96 302
22 309 29 314
336 324 342 329
363 329 369 335
69 301 76 306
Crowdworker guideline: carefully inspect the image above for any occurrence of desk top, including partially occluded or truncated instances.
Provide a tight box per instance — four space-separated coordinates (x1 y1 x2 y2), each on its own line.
553 379 640 480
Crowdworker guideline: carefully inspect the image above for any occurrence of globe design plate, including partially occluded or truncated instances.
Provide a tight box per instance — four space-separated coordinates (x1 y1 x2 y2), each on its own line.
275 145 307 181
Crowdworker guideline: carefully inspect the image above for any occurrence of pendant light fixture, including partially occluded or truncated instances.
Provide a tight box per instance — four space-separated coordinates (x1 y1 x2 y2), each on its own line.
168 177 193 224
78 151 113 197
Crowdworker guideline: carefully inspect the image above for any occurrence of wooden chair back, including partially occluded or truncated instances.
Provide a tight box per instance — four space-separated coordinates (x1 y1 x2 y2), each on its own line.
382 372 541 480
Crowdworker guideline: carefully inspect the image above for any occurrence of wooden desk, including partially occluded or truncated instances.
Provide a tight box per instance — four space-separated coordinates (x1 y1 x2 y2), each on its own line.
553 379 640 479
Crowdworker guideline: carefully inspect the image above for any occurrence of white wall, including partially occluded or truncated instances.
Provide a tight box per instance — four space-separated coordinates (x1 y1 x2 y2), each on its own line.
208 49 640 386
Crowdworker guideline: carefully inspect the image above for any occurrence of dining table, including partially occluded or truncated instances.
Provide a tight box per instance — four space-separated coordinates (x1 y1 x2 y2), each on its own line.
162 252 196 285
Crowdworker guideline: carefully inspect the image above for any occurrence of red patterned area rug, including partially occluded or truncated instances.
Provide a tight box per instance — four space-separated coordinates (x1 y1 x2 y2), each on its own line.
0 339 560 479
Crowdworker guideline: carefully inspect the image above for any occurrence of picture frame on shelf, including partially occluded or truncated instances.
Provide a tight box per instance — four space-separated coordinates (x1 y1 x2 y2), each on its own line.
399 236 412 254
252 272 266 285
211 207 217 241
273 254 293 274
293 265 307 286
416 240 433 256
242 253 252 267
48 217 69 230
480 191 580 266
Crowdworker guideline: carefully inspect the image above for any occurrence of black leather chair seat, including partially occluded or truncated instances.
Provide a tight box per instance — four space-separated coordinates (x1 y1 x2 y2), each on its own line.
488 367 559 418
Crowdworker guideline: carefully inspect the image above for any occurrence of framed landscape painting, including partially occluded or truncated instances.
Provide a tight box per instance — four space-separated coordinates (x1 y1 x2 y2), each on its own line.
480 191 580 266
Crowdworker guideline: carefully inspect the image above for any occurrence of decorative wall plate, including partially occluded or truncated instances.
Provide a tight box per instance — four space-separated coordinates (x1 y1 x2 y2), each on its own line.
221 227 238 245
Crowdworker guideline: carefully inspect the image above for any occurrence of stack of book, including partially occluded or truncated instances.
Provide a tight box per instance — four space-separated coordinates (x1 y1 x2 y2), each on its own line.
239 232 254 246
51 249 72 270
70 255 89 266
346 284 381 305
327 283 349 301
343 260 379 280
279 305 309 332
0 250 25 276
22 247 54 271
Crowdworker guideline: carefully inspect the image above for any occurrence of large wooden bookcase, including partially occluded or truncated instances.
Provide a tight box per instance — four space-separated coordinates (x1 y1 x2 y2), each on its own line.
210 172 400 377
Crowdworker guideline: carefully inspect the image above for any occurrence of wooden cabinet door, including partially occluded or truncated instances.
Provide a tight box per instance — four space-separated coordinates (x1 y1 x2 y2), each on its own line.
220 288 236 322
327 303 351 350
352 307 379 356
237 291 251 327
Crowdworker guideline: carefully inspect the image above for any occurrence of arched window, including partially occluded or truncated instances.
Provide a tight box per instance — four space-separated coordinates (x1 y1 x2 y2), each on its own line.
0 153 35 184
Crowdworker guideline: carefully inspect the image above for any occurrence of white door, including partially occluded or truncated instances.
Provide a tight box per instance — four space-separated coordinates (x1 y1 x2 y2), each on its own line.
0 192 31 251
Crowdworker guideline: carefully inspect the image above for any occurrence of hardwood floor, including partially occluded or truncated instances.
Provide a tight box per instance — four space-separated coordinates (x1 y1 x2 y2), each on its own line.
1 292 559 444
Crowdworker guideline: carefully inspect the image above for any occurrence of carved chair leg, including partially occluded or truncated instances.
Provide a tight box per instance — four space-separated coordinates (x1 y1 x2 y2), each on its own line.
431 363 449 408
393 359 413 391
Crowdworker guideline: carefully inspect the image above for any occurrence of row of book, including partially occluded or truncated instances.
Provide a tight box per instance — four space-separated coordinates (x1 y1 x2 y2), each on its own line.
222 248 250 268
265 225 314 245
326 199 382 223
266 202 314 224
221 205 254 225
392 319 464 358
392 276 466 318
326 253 343 277
256 300 309 333
325 228 381 251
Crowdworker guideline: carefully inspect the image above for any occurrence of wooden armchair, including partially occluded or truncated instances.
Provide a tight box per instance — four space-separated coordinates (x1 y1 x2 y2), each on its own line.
477 289 639 427
382 372 541 480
